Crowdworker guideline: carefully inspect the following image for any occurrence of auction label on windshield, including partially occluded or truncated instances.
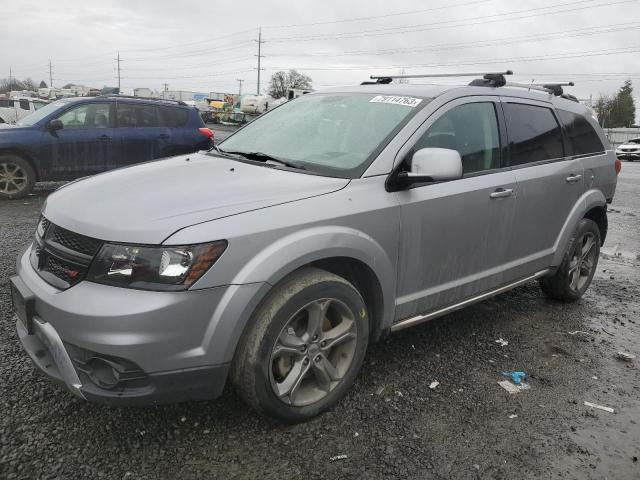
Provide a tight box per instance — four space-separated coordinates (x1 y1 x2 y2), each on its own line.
370 95 423 107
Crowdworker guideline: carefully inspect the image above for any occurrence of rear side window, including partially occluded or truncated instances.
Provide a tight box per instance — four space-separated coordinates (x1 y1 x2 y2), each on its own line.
19 99 30 110
158 106 189 127
504 103 564 165
0 99 9 107
557 110 604 156
116 103 159 128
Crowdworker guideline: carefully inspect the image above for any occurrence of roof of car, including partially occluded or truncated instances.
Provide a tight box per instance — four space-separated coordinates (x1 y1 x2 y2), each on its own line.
54 95 189 107
317 82 591 115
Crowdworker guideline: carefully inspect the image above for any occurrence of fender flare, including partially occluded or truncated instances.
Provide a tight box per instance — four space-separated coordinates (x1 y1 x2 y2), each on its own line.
551 189 606 266
208 226 397 362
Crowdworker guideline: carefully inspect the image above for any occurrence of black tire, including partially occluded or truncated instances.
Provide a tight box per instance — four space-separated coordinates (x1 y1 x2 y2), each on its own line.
231 267 369 423
0 155 36 200
539 218 601 302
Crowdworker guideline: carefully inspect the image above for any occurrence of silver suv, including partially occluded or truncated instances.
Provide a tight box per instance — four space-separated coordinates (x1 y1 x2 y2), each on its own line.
11 73 619 422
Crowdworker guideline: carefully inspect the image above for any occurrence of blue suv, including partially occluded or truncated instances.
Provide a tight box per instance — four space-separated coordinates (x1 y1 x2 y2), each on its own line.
0 95 213 199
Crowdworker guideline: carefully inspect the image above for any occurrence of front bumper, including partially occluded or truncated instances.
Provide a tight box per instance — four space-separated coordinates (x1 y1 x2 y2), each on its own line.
616 151 640 160
12 245 264 405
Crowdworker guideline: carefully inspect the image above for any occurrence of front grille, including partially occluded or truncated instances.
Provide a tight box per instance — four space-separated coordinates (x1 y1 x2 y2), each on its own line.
42 255 84 286
50 225 102 256
32 217 103 289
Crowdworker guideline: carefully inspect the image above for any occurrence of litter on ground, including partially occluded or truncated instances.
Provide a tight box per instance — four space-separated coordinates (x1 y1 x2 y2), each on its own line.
495 338 509 347
501 371 527 385
498 380 531 394
615 351 636 362
429 381 440 390
508 414 518 419
584 401 615 413
330 455 348 461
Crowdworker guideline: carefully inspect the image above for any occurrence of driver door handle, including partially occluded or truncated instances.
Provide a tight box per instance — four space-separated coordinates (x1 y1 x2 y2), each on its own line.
98 134 111 141
490 188 514 199
566 174 583 183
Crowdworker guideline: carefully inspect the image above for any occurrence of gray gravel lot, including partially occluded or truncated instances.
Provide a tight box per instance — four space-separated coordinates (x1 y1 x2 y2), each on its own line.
1 163 638 480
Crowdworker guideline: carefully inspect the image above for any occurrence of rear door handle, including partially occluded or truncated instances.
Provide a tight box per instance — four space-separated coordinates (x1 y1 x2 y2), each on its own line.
566 174 583 183
98 134 111 141
490 188 514 199
158 134 170 139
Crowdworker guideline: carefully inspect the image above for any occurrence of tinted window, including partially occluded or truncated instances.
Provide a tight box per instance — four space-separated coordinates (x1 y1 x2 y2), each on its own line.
116 103 159 128
19 99 30 110
57 103 111 129
504 103 564 165
0 99 9 108
558 110 604 155
158 106 188 127
414 102 501 174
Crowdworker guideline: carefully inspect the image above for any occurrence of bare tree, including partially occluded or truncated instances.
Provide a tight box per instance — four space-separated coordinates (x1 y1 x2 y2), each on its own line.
268 69 312 98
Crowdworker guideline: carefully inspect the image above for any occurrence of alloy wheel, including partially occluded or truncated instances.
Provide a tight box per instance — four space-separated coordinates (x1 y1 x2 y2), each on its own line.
568 231 597 291
0 162 28 195
270 298 358 407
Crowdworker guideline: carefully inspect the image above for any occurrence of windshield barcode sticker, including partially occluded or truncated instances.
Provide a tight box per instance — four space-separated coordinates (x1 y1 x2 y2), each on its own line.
369 96 423 107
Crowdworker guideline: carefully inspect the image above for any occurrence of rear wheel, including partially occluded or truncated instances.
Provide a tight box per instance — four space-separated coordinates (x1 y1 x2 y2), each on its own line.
0 155 35 200
539 218 600 302
231 267 369 422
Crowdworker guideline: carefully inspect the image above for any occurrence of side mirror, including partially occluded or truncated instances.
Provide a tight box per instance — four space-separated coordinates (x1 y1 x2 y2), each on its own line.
400 148 463 185
47 119 63 132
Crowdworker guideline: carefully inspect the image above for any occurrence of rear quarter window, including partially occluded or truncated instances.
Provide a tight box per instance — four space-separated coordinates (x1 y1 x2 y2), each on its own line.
557 109 605 156
158 106 188 127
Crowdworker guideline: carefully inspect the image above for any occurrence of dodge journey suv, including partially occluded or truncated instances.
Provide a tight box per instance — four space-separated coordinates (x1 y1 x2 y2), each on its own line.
0 95 213 199
11 72 619 422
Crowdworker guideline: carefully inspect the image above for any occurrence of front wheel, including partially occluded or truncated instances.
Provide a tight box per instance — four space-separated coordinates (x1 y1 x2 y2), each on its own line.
539 218 600 302
0 155 35 200
231 268 369 422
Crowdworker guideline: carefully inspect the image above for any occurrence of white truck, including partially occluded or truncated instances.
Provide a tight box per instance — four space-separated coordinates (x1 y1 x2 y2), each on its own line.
0 97 49 124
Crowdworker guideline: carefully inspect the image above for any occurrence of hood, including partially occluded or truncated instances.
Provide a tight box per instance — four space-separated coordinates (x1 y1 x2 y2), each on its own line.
618 142 640 149
43 152 349 244
0 123 18 129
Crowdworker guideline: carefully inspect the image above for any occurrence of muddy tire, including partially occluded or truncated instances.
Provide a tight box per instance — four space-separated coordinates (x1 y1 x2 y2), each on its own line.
539 218 600 302
0 155 35 200
231 267 369 423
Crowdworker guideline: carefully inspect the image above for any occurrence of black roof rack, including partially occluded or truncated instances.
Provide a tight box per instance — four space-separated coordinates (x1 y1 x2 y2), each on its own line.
97 94 188 106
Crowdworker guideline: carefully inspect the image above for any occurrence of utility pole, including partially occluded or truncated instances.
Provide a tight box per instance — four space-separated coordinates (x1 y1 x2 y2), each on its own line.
236 78 244 98
8 67 12 92
117 51 121 92
255 27 265 95
48 59 53 88
162 83 169 91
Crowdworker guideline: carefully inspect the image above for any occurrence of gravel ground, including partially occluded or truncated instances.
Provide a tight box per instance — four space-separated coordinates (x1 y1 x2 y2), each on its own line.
1 163 638 480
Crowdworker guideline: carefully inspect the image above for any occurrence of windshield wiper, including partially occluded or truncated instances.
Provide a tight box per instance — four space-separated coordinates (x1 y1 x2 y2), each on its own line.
221 150 306 170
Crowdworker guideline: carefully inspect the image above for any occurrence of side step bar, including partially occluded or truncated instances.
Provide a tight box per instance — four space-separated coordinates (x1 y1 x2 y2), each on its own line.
390 269 550 332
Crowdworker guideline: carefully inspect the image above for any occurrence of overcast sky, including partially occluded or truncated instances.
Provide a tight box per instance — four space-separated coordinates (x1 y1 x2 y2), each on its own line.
2 0 639 105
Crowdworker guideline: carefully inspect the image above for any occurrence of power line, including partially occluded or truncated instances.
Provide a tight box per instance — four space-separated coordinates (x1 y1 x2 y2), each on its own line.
270 45 640 71
264 0 492 29
267 22 640 58
268 0 638 42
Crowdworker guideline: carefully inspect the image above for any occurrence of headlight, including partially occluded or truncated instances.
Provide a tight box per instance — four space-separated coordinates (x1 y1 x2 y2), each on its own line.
87 241 227 291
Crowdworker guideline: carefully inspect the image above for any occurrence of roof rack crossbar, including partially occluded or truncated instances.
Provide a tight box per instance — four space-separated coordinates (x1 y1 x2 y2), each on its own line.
369 70 513 80
504 81 575 97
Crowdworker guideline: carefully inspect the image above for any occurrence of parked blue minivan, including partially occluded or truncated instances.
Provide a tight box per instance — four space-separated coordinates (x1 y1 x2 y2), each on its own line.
0 95 214 199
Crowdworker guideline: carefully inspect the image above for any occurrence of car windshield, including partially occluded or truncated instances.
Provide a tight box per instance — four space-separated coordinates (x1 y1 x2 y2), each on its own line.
630 138 640 144
218 93 428 177
16 99 72 126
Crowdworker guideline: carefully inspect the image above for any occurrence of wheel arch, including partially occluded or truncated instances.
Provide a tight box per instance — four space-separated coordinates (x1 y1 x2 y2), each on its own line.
551 189 607 266
583 205 608 246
